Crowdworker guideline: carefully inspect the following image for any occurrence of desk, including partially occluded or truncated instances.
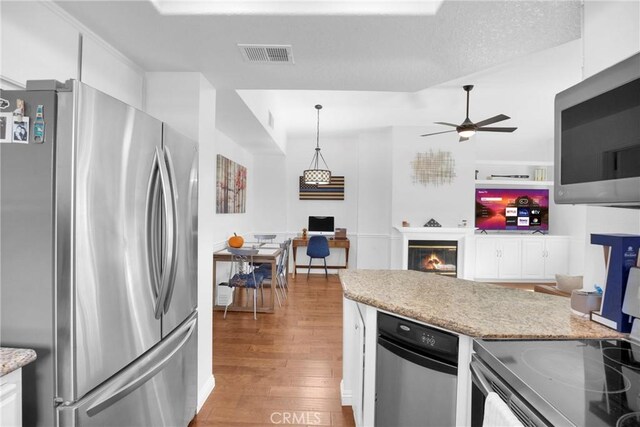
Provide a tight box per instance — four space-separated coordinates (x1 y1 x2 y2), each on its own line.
213 245 283 314
292 237 350 276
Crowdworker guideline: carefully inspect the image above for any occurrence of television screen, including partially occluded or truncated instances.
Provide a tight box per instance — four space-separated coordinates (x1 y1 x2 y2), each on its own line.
308 216 335 233
475 188 549 231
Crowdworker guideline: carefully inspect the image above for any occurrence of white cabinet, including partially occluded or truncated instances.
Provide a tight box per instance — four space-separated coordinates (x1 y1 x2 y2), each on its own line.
475 235 569 281
474 237 522 280
351 305 365 427
0 369 22 427
342 298 366 426
521 237 570 280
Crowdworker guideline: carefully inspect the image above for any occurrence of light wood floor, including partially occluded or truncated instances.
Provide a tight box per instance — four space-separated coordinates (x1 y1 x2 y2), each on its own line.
190 273 355 427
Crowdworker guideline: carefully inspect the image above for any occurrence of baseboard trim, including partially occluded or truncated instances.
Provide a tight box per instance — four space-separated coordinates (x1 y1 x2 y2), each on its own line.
340 379 352 406
197 374 215 412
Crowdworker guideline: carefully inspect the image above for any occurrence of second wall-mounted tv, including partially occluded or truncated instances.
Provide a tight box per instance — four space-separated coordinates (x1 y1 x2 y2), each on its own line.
475 188 549 232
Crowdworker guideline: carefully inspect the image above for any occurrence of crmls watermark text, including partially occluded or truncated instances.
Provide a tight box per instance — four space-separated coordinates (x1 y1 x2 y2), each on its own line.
270 411 322 424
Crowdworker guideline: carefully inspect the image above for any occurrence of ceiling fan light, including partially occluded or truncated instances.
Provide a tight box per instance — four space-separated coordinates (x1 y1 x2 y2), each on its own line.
458 129 476 138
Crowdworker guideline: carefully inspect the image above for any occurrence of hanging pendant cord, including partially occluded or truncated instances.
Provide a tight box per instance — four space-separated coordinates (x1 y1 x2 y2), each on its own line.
307 104 328 170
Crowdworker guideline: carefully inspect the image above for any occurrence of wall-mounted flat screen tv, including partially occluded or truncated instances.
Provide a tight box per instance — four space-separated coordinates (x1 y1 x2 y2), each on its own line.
475 188 549 232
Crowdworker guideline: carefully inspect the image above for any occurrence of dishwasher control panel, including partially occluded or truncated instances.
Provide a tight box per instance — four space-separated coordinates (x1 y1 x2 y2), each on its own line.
378 312 458 364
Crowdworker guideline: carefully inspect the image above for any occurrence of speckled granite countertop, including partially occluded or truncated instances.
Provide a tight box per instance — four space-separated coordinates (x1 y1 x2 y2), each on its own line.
340 270 625 339
1 347 37 376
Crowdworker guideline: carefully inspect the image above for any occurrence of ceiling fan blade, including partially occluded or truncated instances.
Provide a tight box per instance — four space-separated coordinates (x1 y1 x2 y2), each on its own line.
474 114 510 127
420 129 457 137
434 122 459 127
459 136 470 142
476 126 518 133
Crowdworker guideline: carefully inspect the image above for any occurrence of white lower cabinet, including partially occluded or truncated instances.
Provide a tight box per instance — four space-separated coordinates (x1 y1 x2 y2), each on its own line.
475 235 569 281
0 369 22 427
343 298 367 427
521 237 570 279
474 237 522 280
352 305 365 427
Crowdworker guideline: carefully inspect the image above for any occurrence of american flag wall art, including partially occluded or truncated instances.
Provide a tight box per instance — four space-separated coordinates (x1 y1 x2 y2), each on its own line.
299 176 345 200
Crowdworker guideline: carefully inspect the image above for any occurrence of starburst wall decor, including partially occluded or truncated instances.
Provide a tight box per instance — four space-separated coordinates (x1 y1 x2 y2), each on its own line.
410 150 456 186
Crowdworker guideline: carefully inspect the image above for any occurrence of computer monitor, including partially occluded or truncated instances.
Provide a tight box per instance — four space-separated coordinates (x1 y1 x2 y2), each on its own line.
308 216 335 236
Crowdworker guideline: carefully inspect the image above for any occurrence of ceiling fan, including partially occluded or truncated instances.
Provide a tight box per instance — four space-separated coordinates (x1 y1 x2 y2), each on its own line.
421 85 517 142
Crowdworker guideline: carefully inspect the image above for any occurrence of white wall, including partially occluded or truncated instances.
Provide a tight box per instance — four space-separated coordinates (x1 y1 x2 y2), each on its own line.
283 133 359 269
582 0 640 78
253 153 288 234
0 1 78 88
391 127 475 229
356 128 393 269
0 1 145 108
237 90 287 152
145 73 202 140
579 0 640 289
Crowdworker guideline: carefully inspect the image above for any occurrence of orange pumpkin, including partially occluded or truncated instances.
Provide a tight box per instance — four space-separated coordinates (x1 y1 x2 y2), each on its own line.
228 233 244 248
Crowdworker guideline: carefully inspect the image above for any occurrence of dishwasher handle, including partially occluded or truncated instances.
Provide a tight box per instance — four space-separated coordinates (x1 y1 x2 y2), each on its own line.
470 355 553 427
378 335 457 376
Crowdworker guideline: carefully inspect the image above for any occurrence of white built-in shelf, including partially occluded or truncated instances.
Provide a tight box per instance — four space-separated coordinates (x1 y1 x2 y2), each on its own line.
475 159 554 185
475 179 554 187
394 226 475 234
475 160 553 166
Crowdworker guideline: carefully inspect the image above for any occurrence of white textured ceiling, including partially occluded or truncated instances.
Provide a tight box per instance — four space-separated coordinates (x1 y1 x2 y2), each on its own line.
53 0 582 151
55 0 581 91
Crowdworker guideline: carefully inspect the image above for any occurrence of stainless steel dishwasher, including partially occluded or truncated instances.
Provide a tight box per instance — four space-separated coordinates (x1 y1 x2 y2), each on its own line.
375 312 459 427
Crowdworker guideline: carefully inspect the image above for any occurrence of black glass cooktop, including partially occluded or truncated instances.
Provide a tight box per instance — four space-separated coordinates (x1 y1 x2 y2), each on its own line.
475 339 640 427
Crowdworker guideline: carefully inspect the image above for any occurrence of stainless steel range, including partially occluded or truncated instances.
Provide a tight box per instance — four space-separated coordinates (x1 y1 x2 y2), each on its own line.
472 338 640 426
471 267 640 427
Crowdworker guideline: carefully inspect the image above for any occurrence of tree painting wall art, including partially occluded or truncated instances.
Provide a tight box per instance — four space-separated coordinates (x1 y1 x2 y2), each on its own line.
216 154 247 214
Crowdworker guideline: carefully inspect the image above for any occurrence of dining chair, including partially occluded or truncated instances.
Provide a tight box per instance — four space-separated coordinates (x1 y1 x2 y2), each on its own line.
251 234 277 269
254 234 277 244
306 235 330 278
255 239 291 306
278 239 292 294
224 248 264 320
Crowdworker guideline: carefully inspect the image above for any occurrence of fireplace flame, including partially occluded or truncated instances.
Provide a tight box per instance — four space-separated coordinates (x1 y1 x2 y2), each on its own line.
422 254 442 270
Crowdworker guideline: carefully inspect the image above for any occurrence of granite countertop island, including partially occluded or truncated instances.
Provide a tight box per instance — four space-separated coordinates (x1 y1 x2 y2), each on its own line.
340 269 625 339
1 347 37 376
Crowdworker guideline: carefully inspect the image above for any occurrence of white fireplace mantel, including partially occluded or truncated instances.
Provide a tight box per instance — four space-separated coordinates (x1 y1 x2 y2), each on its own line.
394 226 475 279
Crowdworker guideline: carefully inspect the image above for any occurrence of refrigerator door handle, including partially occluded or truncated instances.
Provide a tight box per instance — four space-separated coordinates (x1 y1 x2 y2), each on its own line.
162 147 180 314
154 146 176 319
146 151 162 302
85 316 196 417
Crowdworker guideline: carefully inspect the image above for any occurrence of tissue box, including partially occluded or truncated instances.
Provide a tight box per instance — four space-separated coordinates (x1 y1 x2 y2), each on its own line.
571 290 602 315
335 228 347 239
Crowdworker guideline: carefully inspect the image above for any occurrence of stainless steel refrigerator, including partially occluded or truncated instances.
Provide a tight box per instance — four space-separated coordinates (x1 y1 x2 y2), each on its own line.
0 80 199 427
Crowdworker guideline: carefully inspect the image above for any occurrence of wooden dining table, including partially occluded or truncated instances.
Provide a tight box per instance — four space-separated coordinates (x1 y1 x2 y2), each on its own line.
212 243 285 314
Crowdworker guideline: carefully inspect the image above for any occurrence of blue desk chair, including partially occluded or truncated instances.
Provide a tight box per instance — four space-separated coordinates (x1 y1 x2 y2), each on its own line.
306 235 330 279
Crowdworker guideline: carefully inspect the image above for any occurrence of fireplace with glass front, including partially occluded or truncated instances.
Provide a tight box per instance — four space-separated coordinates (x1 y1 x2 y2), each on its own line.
407 240 458 277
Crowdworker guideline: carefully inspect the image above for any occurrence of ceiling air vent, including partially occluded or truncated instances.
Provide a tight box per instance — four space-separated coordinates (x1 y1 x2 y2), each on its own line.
238 44 294 64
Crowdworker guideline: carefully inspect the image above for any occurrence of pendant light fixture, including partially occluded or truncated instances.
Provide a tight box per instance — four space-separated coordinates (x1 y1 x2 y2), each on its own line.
303 104 331 185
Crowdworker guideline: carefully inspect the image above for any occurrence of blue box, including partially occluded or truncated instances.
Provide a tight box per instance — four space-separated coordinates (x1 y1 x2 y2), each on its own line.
590 234 640 333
